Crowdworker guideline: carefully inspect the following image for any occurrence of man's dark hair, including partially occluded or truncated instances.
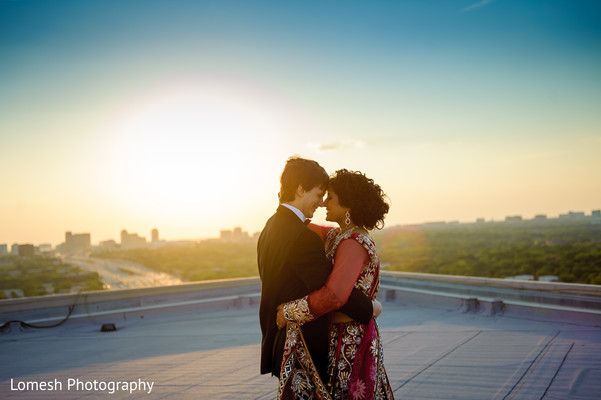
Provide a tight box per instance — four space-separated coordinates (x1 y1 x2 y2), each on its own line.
279 156 329 203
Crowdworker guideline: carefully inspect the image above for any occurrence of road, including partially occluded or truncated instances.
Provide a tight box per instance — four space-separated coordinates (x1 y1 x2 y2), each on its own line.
65 256 183 289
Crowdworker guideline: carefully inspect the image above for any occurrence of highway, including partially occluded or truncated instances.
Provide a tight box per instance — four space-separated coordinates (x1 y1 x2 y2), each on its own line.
65 256 182 289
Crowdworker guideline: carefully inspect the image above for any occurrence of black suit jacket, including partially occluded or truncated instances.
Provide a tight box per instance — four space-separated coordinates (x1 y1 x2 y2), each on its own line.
257 205 373 379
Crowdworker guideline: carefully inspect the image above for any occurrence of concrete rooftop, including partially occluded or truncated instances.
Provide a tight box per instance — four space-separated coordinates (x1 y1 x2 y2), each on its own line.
1 272 600 400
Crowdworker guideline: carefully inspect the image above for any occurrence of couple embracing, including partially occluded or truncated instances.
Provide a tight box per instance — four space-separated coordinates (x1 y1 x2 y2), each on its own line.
258 156 394 399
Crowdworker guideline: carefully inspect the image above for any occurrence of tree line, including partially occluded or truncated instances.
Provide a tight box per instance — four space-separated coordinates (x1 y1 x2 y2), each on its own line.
0 254 104 299
372 219 601 284
93 239 258 282
93 219 601 286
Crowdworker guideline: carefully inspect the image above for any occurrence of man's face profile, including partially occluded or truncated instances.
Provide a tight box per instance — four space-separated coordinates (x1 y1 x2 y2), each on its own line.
299 186 326 219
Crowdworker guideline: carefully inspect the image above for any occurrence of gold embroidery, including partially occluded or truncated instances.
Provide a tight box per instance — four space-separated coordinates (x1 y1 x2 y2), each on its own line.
325 228 380 300
283 295 315 325
278 322 333 400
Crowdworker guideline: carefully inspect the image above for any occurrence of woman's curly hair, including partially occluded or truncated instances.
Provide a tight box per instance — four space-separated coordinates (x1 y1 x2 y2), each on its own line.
329 169 390 230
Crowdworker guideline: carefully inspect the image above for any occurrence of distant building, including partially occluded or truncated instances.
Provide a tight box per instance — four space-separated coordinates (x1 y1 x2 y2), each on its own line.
422 221 447 227
151 228 159 243
17 244 35 257
0 244 7 255
11 243 19 255
505 216 523 222
99 239 118 252
57 231 91 254
592 210 600 218
220 230 232 241
476 218 485 224
121 229 147 249
533 214 547 221
68 232 91 248
38 243 53 253
559 211 586 219
220 227 250 242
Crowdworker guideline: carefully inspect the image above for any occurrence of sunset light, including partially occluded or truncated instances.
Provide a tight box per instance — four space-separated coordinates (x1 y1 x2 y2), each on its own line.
103 88 270 208
1 3 600 399
1 0 600 245
65 78 299 242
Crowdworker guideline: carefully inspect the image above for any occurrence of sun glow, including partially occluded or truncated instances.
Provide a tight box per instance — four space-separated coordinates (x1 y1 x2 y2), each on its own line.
99 87 283 230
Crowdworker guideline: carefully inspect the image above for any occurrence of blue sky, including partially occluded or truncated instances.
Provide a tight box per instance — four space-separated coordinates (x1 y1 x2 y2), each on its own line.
1 0 600 244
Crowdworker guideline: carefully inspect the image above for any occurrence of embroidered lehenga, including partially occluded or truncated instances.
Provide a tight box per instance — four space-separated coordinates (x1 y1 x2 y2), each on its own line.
279 227 394 400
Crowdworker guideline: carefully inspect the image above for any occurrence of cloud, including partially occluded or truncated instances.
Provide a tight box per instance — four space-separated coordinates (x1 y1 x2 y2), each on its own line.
313 139 365 152
462 0 496 12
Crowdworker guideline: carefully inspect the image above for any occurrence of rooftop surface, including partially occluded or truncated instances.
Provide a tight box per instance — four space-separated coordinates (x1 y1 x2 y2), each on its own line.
1 274 600 399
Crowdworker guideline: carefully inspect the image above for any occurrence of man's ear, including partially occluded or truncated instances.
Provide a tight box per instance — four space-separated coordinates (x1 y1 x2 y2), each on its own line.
296 184 305 199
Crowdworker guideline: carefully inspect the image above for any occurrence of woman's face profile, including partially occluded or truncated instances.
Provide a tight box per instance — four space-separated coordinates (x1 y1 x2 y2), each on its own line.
325 188 345 224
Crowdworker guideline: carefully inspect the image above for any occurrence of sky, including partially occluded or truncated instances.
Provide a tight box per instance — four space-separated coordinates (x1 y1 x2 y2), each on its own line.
1 0 600 246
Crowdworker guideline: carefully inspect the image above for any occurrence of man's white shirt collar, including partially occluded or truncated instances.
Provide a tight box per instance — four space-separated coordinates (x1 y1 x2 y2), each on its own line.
281 203 306 223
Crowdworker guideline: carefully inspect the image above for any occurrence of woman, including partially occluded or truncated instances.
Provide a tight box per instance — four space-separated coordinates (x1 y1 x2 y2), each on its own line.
277 169 394 400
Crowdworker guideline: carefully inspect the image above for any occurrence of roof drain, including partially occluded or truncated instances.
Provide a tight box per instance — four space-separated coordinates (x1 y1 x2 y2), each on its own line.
462 297 480 313
100 323 117 332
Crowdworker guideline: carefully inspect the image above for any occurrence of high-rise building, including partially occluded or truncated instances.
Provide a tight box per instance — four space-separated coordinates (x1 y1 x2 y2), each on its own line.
67 232 91 249
38 243 53 253
220 227 249 242
17 244 35 257
121 229 147 249
559 211 586 219
0 244 7 255
56 231 91 254
151 228 159 243
99 239 118 252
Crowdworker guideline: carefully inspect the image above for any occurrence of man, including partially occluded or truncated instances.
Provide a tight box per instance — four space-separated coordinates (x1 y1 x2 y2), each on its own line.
257 156 376 381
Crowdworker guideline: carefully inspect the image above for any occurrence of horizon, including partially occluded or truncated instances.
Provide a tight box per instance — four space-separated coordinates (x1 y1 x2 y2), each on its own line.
1 1 600 247
2 206 599 248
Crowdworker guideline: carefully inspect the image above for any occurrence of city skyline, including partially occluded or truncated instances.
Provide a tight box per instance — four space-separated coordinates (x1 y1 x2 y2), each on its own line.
2 209 600 249
1 0 600 245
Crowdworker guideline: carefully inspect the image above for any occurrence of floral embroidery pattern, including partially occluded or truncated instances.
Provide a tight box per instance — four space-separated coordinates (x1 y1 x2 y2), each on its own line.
323 228 394 399
283 295 315 325
279 227 394 399
357 273 374 293
325 228 381 300
278 322 332 400
291 369 314 398
328 322 365 399
370 339 379 357
349 379 366 400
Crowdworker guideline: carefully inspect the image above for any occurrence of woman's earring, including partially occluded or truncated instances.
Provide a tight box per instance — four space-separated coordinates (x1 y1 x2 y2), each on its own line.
345 210 351 227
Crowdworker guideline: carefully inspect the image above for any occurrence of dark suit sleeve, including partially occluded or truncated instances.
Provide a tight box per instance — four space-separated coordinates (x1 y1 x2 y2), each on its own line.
339 288 373 324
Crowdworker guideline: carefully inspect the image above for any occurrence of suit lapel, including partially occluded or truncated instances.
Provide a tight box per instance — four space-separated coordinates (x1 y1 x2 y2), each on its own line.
276 204 305 226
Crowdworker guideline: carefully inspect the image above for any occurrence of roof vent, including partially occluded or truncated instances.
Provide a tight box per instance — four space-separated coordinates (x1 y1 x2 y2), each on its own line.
490 300 506 316
100 323 117 332
462 297 480 313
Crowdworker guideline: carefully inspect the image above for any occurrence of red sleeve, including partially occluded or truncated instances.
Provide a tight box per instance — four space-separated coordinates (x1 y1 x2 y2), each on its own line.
306 238 368 317
307 223 334 242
